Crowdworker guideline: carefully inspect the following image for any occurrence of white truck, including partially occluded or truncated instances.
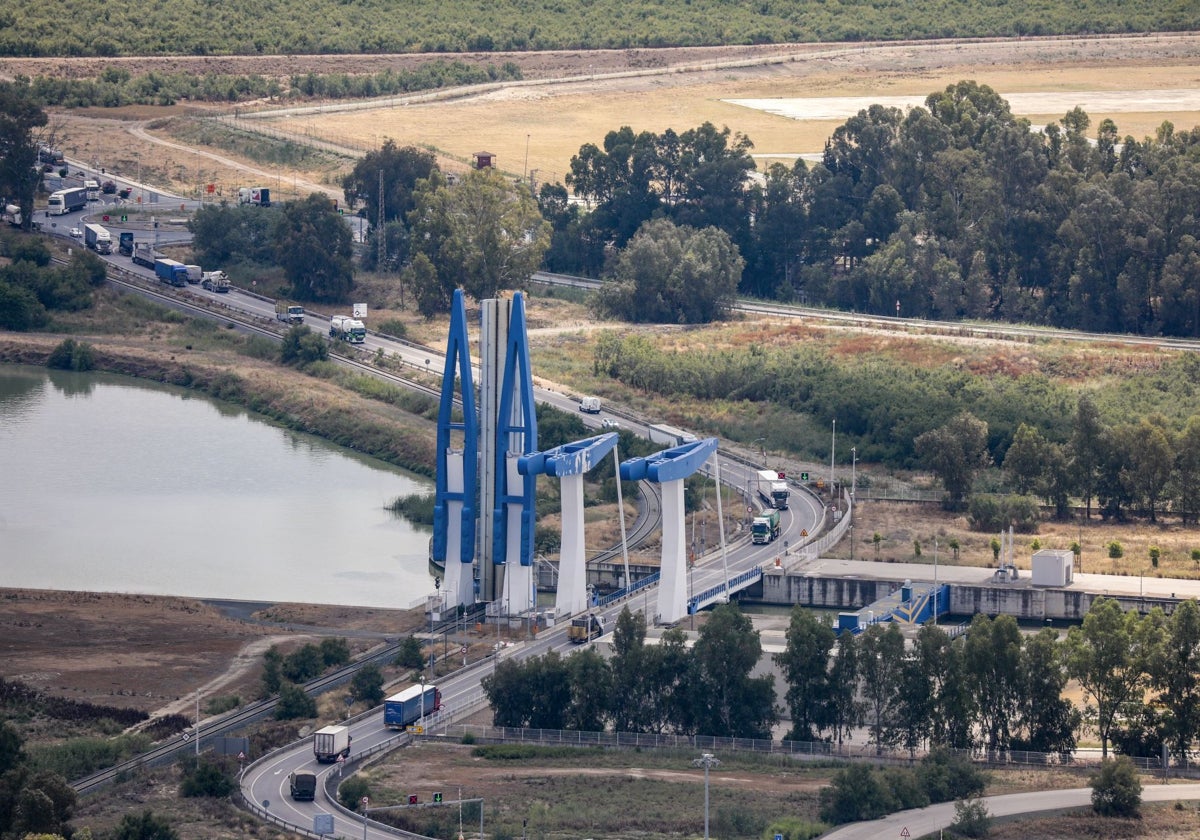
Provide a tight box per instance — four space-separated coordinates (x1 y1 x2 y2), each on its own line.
185 265 202 284
755 469 790 510
312 724 351 763
647 423 697 447
275 302 305 324
330 314 366 344
238 186 271 207
2 204 21 226
579 396 602 414
201 270 229 292
83 223 112 254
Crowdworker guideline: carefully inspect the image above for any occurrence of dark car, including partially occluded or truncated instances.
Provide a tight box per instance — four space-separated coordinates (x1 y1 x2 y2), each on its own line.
117 187 132 199
102 180 116 194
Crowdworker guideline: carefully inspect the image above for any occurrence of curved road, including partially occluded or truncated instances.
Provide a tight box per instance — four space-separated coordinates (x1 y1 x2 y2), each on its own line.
823 783 1200 840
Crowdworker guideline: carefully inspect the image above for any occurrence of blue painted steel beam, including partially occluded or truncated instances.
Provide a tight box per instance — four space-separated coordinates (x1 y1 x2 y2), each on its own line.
431 289 477 566
518 432 618 478
620 438 718 484
492 293 538 567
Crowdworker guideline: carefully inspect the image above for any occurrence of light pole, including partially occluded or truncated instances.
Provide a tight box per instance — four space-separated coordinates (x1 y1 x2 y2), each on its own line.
697 753 716 840
830 418 836 499
933 537 938 626
430 577 440 672
850 446 857 561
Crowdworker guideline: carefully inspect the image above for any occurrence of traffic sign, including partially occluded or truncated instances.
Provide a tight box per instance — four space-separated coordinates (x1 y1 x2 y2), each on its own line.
433 792 443 803
238 751 245 761
800 529 809 537
800 472 809 481
362 796 370 807
408 794 419 805
900 828 910 838
337 753 345 764
182 731 191 742
460 645 468 655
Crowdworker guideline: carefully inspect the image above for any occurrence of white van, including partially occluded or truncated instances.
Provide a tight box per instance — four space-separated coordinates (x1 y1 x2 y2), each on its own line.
579 396 602 413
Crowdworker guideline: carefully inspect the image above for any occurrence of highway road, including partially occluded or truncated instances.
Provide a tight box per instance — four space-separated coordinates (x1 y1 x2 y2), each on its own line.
822 783 1200 840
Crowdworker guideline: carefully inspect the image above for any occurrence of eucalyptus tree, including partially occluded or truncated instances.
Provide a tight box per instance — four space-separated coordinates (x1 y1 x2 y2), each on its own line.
914 411 990 510
1173 415 1200 524
608 607 652 733
690 602 777 738
0 81 47 232
1016 628 1078 755
1063 598 1161 758
565 647 611 732
963 614 1023 754
1150 599 1200 765
774 607 837 742
827 629 862 748
857 622 906 754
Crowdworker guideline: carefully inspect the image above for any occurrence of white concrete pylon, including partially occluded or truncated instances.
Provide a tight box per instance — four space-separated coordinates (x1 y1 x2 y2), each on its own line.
441 450 473 607
657 478 689 625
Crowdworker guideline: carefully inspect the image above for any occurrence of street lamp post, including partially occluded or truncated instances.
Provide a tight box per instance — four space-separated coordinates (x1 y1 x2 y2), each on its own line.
697 753 716 840
430 577 441 671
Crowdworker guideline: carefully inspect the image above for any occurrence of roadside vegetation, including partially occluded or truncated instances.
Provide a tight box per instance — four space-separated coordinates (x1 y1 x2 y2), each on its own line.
0 0 1193 57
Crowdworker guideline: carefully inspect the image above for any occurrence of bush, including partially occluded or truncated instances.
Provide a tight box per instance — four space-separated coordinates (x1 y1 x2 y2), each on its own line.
387 493 436 526
819 764 896 824
280 325 328 365
46 338 95 371
1091 756 1142 817
1108 541 1124 559
763 817 827 840
203 695 240 715
283 644 324 682
319 637 351 667
274 682 317 720
918 748 987 803
950 797 992 838
180 756 235 797
376 318 408 338
339 776 370 811
350 665 385 707
114 809 179 840
395 636 424 669
968 494 1040 533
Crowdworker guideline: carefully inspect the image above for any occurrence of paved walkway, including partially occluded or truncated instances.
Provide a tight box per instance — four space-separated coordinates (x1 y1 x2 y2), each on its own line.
821 783 1200 839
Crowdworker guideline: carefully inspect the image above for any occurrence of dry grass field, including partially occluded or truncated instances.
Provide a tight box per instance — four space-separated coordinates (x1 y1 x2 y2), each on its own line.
22 34 1200 208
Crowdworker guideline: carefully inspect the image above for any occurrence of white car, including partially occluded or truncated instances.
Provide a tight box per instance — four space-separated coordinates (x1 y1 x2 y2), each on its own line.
601 418 620 429
69 227 82 238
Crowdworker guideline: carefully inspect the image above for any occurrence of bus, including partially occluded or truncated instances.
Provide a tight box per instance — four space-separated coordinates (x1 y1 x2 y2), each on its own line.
47 187 87 215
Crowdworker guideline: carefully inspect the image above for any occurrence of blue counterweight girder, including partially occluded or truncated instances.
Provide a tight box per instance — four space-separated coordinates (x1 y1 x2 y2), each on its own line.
518 432 619 479
492 292 538 568
431 289 478 567
620 437 719 484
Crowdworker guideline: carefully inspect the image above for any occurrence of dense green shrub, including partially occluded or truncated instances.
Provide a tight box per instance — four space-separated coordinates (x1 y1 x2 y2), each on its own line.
274 682 317 720
1091 756 1142 817
967 495 1040 533
394 637 425 669
46 338 95 371
180 756 236 797
339 776 371 812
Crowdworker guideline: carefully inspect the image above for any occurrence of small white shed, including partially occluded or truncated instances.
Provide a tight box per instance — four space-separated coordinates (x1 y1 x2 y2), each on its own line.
1031 548 1074 587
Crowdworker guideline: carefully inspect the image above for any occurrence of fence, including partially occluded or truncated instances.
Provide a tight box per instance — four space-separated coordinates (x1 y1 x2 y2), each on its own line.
434 723 1199 776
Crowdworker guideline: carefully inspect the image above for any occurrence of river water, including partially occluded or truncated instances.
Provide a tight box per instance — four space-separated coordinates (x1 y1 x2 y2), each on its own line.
0 365 436 608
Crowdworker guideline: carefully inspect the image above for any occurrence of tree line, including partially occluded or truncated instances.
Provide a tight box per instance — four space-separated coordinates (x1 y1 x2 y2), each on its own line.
0 0 1192 57
784 597 1200 766
17 61 522 108
484 598 1200 771
545 83 1200 338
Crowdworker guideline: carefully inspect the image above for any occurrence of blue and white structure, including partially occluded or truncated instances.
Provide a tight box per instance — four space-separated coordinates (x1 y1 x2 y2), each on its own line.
491 293 539 615
431 290 478 609
621 438 720 624
520 432 619 617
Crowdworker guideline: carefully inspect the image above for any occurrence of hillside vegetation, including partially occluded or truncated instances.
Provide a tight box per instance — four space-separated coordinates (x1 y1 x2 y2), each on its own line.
1 0 1196 57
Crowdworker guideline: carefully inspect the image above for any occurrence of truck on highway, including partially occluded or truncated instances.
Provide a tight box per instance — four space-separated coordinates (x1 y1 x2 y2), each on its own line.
201 270 229 292
238 186 271 207
647 423 698 448
83 223 112 254
579 396 602 414
185 264 202 284
131 241 162 268
47 187 87 215
755 469 790 510
276 302 305 324
312 724 351 763
567 613 604 643
329 314 367 344
383 684 441 730
751 509 781 544
3 204 22 226
118 231 134 256
154 258 189 287
289 771 316 801
84 180 100 201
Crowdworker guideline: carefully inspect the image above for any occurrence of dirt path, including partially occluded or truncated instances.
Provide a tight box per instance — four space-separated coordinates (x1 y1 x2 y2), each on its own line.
143 634 309 722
